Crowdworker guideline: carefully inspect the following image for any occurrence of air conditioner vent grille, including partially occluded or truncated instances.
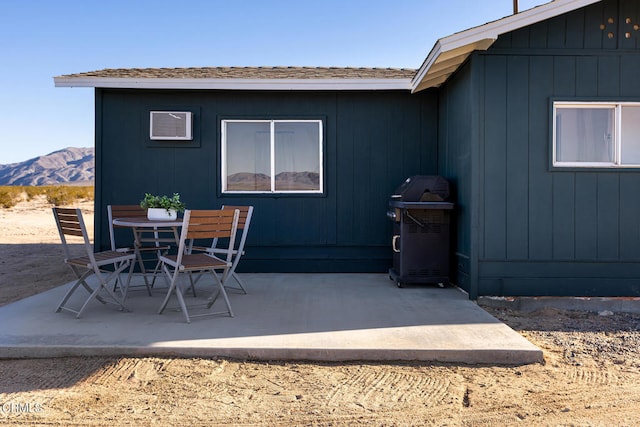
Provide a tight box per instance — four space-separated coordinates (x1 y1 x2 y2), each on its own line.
150 111 193 140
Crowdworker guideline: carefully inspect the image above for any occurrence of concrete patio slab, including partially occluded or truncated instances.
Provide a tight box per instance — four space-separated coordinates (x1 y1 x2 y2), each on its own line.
0 273 543 365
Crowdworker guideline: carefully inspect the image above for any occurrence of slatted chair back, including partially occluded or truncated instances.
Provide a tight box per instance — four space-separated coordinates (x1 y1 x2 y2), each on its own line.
186 209 238 239
53 207 94 260
52 207 136 318
107 205 147 251
158 209 240 323
224 205 252 230
212 205 254 294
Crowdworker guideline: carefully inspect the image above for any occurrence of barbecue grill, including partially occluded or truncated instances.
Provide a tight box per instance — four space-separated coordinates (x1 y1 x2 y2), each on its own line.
387 175 454 287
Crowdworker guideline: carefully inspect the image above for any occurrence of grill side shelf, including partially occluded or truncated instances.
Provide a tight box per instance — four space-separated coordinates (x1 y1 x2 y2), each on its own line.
388 201 454 210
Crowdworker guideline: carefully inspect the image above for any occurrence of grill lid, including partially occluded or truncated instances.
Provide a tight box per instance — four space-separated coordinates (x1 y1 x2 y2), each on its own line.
390 175 449 202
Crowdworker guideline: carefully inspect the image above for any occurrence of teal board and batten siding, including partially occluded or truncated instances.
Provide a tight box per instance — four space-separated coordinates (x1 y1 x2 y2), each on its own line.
438 64 476 295
94 89 439 272
439 0 640 296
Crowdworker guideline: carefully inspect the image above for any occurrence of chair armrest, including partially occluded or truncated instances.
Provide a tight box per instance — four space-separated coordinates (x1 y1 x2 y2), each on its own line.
207 248 240 256
137 245 171 252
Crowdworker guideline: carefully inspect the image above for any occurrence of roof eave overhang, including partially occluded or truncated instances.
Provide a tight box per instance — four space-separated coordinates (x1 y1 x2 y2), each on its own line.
411 0 602 93
53 77 414 91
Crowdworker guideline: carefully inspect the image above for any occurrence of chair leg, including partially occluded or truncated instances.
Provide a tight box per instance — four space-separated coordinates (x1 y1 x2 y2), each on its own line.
207 269 234 317
159 264 234 322
56 277 87 313
157 265 176 315
76 260 134 318
75 280 110 319
158 265 191 323
113 258 146 297
74 264 109 304
120 259 136 305
186 272 198 297
225 272 247 294
135 250 154 296
56 268 106 314
90 267 130 313
175 281 191 323
148 258 163 288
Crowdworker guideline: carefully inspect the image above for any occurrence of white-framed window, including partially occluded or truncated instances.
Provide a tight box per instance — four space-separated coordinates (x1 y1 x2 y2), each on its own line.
553 101 640 167
221 119 323 193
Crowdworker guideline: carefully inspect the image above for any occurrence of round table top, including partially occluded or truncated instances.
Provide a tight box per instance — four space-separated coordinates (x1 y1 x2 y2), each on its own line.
112 217 183 227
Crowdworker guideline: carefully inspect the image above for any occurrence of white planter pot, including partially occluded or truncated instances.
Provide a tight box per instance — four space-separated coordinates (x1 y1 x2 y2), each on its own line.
147 208 177 221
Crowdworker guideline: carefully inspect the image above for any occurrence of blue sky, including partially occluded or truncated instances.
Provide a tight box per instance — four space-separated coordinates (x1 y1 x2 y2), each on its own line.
0 0 548 164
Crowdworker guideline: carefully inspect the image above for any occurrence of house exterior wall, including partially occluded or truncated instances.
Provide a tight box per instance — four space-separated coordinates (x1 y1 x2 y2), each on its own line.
94 89 439 272
438 65 476 296
439 0 640 296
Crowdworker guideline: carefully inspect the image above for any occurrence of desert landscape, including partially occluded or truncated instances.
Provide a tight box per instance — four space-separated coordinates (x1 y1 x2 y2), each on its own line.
0 195 639 426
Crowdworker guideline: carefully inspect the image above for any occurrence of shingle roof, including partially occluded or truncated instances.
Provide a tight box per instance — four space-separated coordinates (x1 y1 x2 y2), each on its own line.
54 66 418 91
57 66 417 80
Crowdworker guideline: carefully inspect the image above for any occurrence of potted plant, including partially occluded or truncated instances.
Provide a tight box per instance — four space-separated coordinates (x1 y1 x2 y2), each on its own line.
140 192 186 220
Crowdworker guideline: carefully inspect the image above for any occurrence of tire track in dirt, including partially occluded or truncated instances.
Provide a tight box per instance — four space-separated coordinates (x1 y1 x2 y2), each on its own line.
83 358 170 387
458 412 530 426
324 367 457 411
0 357 108 394
564 366 618 385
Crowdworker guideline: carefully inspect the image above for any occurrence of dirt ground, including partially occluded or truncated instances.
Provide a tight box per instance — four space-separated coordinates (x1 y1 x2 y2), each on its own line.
0 197 639 426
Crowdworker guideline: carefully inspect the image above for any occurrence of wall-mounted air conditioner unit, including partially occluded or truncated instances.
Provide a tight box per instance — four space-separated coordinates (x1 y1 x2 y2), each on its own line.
150 111 193 140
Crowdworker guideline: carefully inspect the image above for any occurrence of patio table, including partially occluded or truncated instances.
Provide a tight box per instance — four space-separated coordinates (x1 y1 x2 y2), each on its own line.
111 216 183 287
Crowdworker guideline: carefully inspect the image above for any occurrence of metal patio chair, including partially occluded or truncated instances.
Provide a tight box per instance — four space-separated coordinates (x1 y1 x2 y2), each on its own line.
192 205 254 294
107 204 174 295
53 207 136 318
157 209 239 323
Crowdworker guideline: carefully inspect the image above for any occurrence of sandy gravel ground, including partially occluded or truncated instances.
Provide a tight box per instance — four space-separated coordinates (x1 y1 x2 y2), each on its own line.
0 197 639 426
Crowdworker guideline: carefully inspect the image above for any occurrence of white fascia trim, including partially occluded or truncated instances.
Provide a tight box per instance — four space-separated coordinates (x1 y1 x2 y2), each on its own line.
53 77 413 91
411 0 602 92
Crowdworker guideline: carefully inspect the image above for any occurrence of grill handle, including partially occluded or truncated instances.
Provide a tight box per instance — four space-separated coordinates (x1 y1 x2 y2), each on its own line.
392 235 400 253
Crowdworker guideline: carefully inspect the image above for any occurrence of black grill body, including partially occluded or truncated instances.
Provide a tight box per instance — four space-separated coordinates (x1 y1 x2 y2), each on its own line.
388 176 454 287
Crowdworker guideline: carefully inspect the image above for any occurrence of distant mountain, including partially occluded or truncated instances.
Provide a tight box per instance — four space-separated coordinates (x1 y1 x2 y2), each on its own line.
227 172 271 191
0 147 94 186
227 171 319 191
275 171 319 190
